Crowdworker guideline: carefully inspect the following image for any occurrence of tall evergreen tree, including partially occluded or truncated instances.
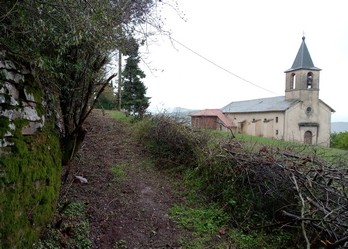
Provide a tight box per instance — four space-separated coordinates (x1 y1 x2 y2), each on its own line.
121 49 150 118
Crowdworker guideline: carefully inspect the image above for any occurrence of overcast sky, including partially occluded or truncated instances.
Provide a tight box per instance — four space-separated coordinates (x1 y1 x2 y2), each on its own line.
139 0 348 122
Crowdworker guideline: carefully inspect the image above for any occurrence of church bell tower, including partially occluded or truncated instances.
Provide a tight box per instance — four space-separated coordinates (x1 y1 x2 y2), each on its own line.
284 36 321 104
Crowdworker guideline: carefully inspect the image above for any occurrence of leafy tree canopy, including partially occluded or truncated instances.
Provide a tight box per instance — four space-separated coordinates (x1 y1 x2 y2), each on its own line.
0 0 172 164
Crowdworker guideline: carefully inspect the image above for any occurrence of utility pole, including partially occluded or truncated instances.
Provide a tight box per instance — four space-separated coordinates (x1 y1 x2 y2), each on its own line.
117 50 122 111
116 22 123 111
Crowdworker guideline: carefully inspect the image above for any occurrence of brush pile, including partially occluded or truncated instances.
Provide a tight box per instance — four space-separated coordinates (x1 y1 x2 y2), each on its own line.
223 141 348 248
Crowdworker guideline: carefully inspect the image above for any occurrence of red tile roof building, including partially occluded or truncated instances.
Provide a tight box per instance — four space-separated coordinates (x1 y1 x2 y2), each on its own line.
190 109 236 131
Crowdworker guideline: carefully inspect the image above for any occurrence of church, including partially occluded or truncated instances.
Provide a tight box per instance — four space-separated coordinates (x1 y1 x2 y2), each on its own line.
221 36 335 147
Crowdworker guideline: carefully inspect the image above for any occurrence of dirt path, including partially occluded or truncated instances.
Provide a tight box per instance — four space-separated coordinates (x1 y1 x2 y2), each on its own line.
62 110 183 248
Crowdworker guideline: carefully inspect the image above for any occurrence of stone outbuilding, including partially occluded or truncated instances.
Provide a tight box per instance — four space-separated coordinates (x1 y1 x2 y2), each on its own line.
221 37 335 147
190 109 236 131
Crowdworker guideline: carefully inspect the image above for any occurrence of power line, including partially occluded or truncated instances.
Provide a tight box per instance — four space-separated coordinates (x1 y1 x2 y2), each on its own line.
170 37 279 95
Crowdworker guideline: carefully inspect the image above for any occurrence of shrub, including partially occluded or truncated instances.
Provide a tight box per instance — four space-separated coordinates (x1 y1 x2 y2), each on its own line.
135 115 209 170
331 132 348 150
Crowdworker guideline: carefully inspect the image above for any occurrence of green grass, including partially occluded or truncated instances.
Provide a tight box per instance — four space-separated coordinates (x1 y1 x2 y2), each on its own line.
168 166 298 249
228 229 295 249
209 129 348 166
106 110 134 123
169 203 230 248
170 205 228 234
113 239 128 249
111 163 126 181
33 201 92 249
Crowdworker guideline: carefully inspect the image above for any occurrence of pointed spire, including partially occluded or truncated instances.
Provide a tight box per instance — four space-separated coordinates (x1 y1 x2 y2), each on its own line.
285 36 321 72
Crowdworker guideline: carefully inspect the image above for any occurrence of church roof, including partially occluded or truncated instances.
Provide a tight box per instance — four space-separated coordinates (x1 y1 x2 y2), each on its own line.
285 36 321 72
221 96 300 113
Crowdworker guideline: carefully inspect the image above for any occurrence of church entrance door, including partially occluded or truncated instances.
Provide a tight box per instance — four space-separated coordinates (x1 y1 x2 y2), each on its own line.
304 130 313 144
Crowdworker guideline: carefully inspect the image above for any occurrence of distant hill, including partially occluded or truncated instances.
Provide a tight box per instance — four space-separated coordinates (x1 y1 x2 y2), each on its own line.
170 107 195 114
167 107 196 124
331 122 348 133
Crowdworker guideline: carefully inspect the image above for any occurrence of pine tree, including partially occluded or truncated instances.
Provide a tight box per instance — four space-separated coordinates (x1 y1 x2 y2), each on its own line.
121 50 150 118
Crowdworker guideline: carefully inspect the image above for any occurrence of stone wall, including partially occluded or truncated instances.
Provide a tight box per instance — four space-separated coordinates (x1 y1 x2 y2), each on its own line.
0 60 45 144
0 51 62 248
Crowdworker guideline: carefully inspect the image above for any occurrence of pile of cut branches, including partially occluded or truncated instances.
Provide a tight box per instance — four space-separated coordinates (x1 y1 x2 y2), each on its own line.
223 141 348 248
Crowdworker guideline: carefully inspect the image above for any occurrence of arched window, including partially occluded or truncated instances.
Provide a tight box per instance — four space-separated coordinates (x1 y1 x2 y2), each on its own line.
290 73 296 89
307 72 313 89
304 131 312 144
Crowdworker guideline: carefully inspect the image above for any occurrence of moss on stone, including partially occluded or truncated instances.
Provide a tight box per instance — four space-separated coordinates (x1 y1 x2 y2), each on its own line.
0 116 10 137
0 119 62 248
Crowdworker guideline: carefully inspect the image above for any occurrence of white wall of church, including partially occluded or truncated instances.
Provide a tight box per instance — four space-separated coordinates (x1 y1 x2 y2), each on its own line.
317 103 332 147
225 112 285 139
225 103 331 147
284 102 331 147
285 103 309 143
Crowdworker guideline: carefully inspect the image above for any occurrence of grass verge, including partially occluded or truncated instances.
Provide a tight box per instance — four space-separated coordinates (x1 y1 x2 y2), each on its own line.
33 201 92 249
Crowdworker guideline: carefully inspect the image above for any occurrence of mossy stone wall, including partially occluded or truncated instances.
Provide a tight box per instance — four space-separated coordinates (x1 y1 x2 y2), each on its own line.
0 53 62 249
